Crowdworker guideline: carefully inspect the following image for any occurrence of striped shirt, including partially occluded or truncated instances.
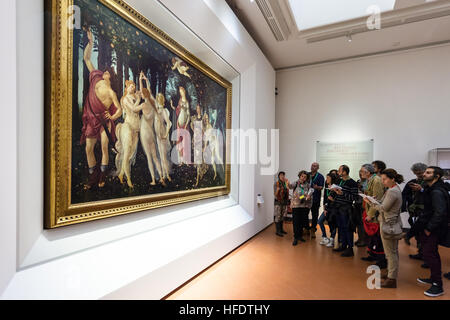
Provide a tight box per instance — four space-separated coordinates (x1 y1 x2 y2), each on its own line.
334 178 359 206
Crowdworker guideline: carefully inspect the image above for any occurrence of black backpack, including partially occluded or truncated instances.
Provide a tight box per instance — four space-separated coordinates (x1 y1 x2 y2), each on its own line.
444 181 450 193
438 182 450 248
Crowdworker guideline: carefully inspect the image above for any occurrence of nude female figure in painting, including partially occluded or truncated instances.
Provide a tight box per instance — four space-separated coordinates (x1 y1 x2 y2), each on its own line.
138 71 166 186
115 80 142 188
170 86 190 166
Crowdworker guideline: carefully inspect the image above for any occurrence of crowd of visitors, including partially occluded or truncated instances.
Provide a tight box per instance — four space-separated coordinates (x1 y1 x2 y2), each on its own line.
274 161 450 297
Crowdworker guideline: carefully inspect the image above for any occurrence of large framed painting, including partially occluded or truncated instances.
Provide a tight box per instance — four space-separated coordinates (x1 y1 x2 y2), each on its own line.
45 0 232 228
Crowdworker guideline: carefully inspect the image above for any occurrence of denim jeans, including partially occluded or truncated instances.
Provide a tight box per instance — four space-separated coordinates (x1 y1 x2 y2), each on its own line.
319 211 338 239
329 222 337 239
318 212 327 237
327 206 339 241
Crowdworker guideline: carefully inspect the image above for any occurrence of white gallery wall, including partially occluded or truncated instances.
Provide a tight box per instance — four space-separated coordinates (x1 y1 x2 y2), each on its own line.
0 0 17 297
276 44 450 183
0 0 276 299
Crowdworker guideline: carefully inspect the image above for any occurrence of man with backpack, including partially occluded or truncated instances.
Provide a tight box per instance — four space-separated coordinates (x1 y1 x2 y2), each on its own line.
415 166 449 297
402 163 428 260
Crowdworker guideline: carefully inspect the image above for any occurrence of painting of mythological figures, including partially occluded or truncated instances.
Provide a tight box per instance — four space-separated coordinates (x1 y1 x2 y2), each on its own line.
45 0 231 228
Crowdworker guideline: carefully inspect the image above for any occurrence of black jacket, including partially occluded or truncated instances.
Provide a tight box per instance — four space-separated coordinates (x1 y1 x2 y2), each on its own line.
401 178 425 215
323 185 337 224
323 185 337 210
414 180 449 240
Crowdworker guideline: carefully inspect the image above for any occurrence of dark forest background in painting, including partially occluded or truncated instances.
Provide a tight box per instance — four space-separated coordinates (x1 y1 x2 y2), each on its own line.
71 0 228 205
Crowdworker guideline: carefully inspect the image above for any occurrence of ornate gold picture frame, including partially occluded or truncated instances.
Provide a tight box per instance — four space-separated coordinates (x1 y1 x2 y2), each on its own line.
45 0 232 228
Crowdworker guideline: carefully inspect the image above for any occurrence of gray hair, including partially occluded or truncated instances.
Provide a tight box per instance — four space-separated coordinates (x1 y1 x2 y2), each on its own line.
361 163 375 174
411 163 427 173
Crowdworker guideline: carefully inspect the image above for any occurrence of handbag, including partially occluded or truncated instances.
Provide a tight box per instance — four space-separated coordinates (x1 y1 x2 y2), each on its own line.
436 187 450 248
363 210 379 236
381 217 404 240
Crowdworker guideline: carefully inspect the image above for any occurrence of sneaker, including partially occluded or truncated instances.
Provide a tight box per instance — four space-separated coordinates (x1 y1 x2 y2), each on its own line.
319 237 329 245
424 283 444 297
326 239 334 248
299 238 306 242
292 239 298 246
417 278 433 285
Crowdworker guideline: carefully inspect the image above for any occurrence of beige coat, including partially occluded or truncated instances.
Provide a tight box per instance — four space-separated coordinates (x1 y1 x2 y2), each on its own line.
371 185 403 224
366 174 385 219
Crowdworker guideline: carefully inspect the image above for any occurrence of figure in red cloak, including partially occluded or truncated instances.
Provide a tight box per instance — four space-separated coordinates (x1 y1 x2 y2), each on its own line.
80 29 122 189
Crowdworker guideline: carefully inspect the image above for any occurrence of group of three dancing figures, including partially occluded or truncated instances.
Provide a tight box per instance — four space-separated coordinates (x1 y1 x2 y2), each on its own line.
80 29 223 191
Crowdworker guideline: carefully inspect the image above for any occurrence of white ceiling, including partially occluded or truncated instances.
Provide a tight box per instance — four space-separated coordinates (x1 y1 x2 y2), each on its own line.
226 0 450 70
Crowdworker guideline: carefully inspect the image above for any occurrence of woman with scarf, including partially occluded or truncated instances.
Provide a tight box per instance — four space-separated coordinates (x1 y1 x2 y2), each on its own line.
274 171 289 237
288 171 313 245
